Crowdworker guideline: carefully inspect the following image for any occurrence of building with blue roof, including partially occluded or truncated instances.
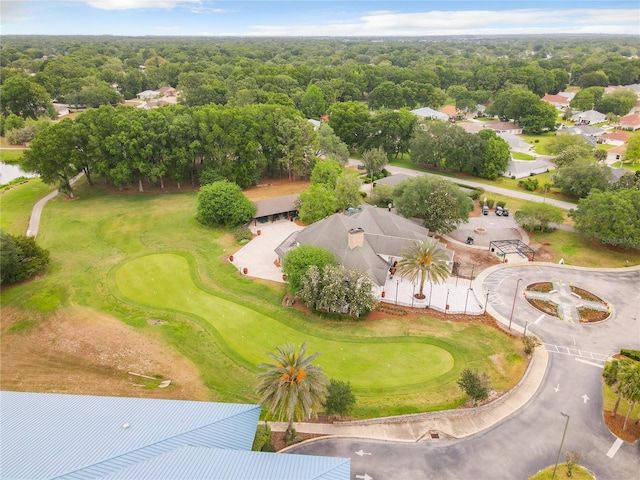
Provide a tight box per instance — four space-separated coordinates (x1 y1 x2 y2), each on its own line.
0 391 349 480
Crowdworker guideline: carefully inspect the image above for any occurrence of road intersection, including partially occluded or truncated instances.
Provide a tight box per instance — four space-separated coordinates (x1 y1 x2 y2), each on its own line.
287 263 640 479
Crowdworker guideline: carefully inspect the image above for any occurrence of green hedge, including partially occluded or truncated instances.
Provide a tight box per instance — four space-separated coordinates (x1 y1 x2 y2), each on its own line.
621 349 640 362
252 423 272 451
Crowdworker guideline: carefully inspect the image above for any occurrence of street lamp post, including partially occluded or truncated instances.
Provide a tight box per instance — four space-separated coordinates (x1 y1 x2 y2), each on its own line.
524 321 530 337
411 281 416 309
552 412 570 480
445 288 450 316
395 279 399 306
484 291 490 315
464 287 472 315
508 278 523 330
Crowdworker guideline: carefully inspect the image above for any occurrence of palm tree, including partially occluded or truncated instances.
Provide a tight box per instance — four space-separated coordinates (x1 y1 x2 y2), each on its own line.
620 362 640 430
256 342 328 437
604 359 633 417
397 240 451 299
594 148 608 164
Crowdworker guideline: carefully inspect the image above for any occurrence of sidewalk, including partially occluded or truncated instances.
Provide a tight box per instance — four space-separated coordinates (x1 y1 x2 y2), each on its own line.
272 314 548 443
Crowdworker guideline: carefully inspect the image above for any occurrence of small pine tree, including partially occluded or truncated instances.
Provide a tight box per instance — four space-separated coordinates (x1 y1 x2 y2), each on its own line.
457 368 490 404
324 379 356 417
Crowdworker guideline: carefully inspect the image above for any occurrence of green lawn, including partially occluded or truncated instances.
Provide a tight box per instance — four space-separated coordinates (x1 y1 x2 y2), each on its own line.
511 152 536 160
0 178 53 235
529 230 640 267
518 132 557 155
0 149 25 163
2 182 526 418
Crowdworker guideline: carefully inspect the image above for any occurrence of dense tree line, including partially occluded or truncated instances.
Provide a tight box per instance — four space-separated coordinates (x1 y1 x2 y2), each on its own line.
22 103 330 193
2 35 639 122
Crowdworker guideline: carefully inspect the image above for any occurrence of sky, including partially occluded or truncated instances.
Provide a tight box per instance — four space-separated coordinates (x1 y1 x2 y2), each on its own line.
1 0 639 37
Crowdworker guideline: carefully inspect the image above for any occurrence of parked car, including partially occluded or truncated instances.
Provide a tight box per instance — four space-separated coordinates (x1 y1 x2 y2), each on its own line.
495 206 509 216
482 205 489 215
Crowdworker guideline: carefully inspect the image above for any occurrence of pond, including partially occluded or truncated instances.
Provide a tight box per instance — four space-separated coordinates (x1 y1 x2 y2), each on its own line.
0 162 37 185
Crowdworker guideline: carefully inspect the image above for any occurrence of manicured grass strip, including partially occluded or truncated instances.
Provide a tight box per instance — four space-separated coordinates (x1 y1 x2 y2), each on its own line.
114 253 455 390
0 178 53 235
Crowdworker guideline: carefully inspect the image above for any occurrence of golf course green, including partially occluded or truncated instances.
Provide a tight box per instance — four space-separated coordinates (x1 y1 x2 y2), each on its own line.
114 253 456 390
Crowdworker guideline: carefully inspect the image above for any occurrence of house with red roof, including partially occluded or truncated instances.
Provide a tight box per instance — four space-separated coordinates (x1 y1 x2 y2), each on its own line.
440 105 458 118
600 131 632 146
606 145 626 165
542 93 571 110
619 115 640 131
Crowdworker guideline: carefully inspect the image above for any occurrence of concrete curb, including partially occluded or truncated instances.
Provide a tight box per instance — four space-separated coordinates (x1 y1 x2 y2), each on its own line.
270 339 548 443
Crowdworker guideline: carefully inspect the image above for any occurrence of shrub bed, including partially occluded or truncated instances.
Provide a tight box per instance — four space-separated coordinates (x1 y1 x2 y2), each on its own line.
578 307 609 323
526 282 553 293
570 286 604 303
528 299 558 317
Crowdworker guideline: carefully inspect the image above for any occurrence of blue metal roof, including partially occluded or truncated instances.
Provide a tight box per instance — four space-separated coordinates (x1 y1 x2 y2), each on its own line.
0 391 260 480
98 446 351 480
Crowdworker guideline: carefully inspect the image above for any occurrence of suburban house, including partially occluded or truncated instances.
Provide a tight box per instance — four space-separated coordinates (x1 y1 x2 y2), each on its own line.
0 391 350 480
571 110 607 125
52 103 70 117
410 106 450 122
600 131 631 146
497 132 531 153
542 93 571 110
561 124 605 137
503 158 550 179
275 205 454 288
440 104 458 118
485 121 523 135
606 145 626 165
307 118 321 130
457 122 484 134
157 85 178 97
619 114 640 131
253 193 299 225
136 89 160 100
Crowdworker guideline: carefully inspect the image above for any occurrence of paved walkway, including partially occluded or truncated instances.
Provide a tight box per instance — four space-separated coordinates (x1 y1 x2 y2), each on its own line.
27 172 84 237
231 220 303 282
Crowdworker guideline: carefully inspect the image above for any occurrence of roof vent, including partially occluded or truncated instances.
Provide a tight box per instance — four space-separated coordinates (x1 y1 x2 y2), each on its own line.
122 423 130 429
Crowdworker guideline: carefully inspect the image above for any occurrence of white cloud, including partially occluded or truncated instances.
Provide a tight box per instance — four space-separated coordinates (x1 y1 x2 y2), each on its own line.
246 8 640 37
79 0 202 10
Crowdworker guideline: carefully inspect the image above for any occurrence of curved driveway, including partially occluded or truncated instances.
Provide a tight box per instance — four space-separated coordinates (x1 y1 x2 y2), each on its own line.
288 263 640 479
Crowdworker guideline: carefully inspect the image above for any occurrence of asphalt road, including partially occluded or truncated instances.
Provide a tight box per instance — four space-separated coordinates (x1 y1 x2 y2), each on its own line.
287 264 640 479
351 159 578 211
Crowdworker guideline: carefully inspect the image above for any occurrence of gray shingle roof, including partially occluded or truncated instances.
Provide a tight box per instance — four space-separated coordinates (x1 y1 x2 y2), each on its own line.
275 205 452 286
254 194 299 218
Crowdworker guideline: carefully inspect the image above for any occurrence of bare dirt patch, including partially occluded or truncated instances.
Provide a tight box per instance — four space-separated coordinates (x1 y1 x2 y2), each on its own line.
603 411 640 443
243 178 310 201
441 239 501 277
1 305 210 401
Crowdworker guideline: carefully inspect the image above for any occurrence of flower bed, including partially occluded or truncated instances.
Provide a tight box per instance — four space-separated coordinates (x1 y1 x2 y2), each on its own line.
528 298 558 317
571 286 604 303
526 282 553 293
578 307 609 323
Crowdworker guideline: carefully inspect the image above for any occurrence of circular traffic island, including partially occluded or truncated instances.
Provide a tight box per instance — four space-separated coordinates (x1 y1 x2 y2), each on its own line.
523 281 610 324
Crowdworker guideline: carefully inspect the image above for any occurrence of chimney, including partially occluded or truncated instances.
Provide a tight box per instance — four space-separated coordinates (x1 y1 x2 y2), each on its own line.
348 227 364 249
